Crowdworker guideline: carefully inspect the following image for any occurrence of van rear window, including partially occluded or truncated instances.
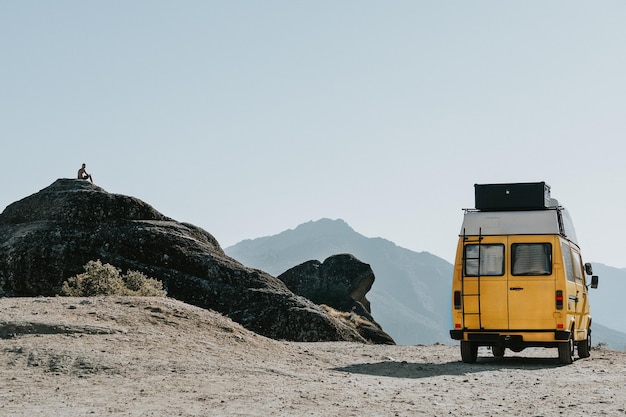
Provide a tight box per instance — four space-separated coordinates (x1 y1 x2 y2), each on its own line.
512 243 552 275
464 244 504 276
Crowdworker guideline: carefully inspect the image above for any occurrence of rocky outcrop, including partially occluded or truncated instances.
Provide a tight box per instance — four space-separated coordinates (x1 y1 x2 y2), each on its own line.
0 179 371 343
278 254 395 344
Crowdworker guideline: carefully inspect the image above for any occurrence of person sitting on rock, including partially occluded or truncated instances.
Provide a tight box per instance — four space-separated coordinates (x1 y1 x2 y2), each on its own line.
77 163 93 183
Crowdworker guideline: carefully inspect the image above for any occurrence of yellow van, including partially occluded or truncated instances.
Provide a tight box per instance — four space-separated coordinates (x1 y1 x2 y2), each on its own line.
450 182 598 364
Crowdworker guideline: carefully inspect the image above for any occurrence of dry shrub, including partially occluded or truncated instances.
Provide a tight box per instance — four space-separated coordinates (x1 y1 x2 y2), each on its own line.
320 304 372 329
61 260 166 297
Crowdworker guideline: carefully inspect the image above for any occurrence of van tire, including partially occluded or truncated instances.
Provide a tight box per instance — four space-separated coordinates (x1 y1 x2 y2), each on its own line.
461 341 478 363
578 329 591 359
492 344 505 358
558 337 574 364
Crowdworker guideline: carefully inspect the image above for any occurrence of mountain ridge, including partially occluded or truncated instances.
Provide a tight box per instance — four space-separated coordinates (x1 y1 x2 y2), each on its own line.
227 218 453 345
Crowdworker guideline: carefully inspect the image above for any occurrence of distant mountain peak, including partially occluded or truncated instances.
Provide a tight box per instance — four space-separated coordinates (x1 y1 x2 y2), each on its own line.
293 218 355 234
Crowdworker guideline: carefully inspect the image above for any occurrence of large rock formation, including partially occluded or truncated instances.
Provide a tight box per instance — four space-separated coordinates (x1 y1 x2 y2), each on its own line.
278 254 395 345
0 179 372 343
226 218 454 345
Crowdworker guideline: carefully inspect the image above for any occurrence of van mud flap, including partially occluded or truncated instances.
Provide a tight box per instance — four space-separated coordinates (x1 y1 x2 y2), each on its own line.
555 330 571 340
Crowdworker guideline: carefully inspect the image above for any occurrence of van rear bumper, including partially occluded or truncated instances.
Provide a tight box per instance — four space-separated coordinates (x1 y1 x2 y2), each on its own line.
450 329 571 342
450 330 464 340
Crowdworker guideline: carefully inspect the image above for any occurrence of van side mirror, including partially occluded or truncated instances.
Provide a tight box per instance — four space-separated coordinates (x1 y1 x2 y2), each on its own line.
591 275 599 289
584 263 593 275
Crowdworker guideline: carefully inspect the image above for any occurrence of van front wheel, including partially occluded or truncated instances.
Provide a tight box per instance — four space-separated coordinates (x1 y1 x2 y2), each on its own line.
578 330 591 359
558 337 574 364
460 341 478 363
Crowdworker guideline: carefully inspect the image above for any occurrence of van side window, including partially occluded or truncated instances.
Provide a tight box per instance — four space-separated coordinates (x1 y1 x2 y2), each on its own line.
572 250 584 284
561 241 575 282
511 243 552 275
464 244 504 276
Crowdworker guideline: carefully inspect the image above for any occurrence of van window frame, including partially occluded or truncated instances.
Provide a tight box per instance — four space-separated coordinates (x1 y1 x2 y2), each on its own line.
464 243 505 277
571 249 584 284
511 243 553 276
561 241 575 282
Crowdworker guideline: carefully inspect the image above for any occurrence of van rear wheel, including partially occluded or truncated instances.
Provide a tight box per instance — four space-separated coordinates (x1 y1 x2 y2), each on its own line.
578 330 591 359
461 341 478 363
558 337 574 364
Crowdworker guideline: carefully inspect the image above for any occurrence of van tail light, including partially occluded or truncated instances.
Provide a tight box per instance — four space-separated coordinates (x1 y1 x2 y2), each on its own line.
454 291 462 310
556 290 564 310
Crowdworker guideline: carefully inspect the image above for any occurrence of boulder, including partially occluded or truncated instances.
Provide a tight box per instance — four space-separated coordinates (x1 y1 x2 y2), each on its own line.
278 254 395 344
0 179 368 343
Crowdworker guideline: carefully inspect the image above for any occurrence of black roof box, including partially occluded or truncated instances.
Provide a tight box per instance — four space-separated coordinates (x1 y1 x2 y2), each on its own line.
474 182 552 211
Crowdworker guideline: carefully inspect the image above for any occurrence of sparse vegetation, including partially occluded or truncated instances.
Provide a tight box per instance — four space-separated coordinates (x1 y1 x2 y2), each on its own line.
61 260 166 297
594 341 608 350
321 304 373 330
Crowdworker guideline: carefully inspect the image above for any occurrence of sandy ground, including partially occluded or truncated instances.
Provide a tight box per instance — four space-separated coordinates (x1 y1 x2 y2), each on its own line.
1 296 625 417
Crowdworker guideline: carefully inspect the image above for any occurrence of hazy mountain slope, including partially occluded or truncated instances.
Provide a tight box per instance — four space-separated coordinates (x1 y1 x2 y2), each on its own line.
592 322 626 351
226 218 453 345
588 263 626 334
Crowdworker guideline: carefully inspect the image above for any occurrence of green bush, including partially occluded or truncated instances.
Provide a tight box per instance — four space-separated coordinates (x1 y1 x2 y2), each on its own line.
61 260 166 297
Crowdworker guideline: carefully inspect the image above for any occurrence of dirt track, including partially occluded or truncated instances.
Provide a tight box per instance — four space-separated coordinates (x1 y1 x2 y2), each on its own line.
1 297 625 416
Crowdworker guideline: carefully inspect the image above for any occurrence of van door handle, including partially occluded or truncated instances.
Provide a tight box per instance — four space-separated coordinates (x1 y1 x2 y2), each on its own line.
510 287 524 291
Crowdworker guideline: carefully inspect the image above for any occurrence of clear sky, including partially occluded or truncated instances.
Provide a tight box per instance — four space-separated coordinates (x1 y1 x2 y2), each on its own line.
2 1 625 268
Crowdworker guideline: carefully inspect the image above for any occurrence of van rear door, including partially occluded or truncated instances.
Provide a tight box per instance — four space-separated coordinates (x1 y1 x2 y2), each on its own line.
507 237 556 330
462 237 508 330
